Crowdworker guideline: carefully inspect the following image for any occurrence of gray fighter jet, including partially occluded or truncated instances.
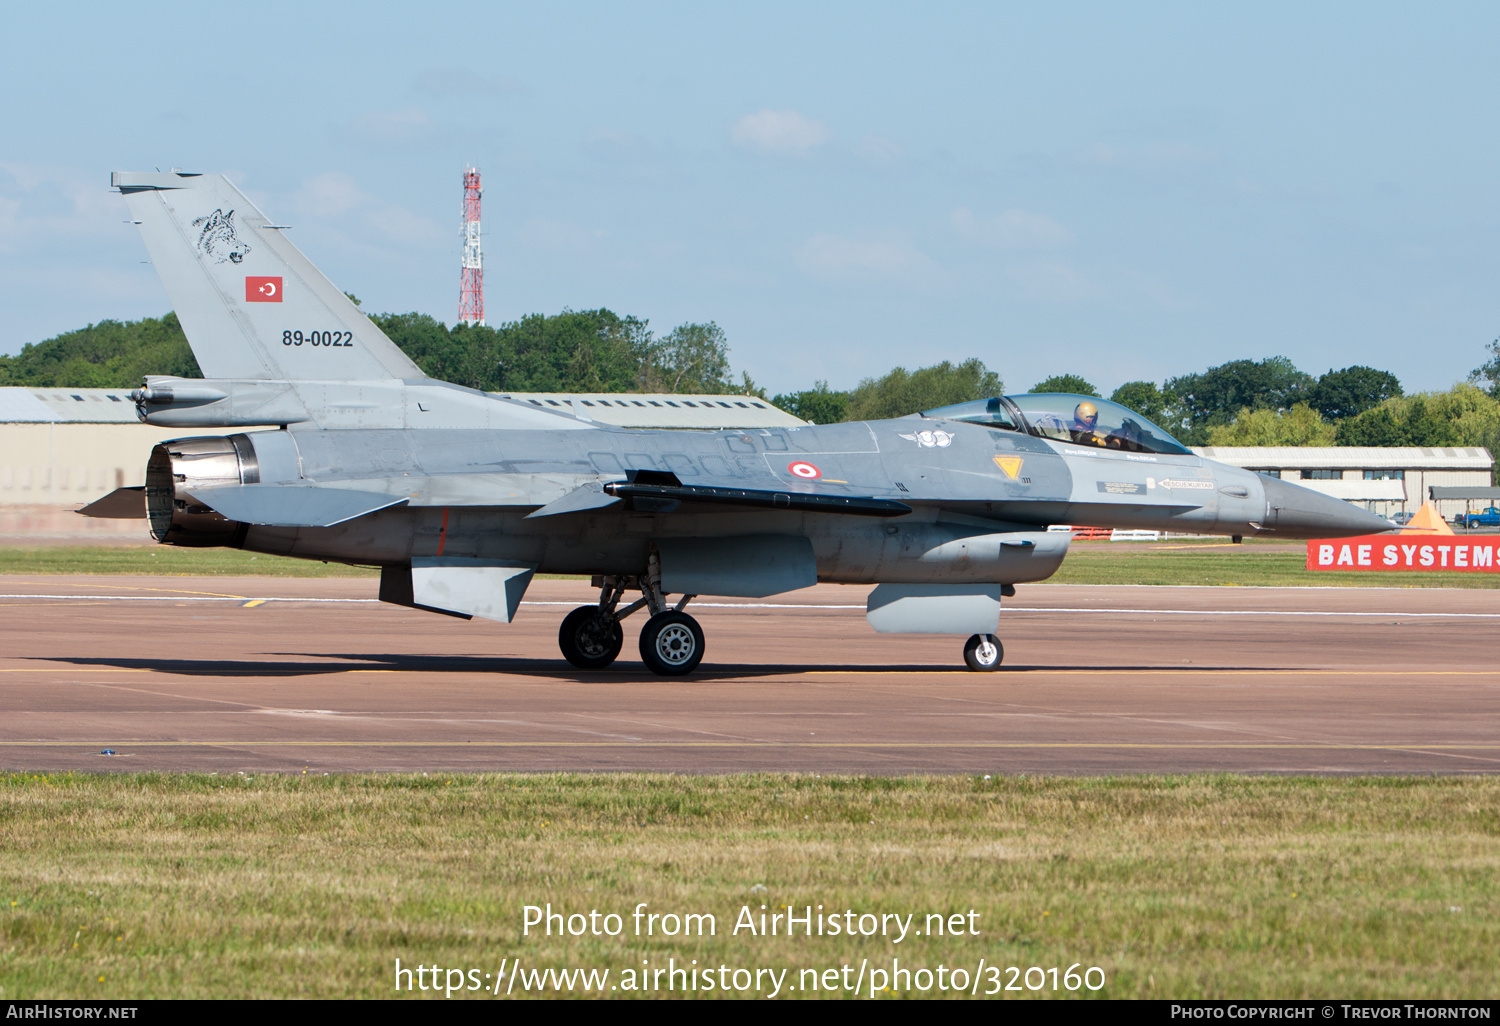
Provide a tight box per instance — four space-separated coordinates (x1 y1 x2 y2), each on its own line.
92 171 1389 674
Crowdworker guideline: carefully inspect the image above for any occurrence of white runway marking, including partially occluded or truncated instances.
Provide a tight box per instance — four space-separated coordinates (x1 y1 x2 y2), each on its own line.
1 594 1498 618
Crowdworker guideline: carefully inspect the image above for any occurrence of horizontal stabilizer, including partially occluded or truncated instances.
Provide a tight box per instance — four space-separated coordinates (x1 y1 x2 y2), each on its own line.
524 483 624 518
188 484 408 527
604 481 911 518
77 486 145 519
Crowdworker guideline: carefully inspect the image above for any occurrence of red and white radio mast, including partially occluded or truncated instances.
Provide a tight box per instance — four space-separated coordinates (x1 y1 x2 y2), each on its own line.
458 166 484 325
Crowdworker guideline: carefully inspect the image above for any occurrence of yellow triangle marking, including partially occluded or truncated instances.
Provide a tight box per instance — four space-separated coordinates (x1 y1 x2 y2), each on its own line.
993 456 1023 479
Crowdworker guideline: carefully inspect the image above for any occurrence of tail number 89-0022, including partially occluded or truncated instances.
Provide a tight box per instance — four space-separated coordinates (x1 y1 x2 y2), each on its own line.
283 330 354 347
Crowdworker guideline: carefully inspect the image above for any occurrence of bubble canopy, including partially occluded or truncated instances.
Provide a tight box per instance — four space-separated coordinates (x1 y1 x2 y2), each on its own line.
921 393 1192 456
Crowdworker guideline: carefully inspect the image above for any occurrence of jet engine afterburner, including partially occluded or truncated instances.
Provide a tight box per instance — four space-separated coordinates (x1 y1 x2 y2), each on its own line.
145 434 259 546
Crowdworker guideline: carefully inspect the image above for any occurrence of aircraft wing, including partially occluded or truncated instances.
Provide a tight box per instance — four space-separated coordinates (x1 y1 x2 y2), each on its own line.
187 484 409 527
525 470 911 519
604 480 912 517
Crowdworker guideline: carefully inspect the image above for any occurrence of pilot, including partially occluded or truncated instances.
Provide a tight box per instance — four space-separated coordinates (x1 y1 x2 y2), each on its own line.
1070 401 1107 446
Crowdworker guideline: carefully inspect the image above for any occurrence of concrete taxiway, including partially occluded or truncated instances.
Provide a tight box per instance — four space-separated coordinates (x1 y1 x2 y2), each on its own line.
1 575 1497 774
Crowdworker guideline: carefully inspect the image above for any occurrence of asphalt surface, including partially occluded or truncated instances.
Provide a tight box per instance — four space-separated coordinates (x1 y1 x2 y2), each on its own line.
2 575 1497 774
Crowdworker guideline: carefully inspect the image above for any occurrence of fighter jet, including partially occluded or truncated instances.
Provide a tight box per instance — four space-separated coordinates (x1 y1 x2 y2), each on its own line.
90 171 1390 674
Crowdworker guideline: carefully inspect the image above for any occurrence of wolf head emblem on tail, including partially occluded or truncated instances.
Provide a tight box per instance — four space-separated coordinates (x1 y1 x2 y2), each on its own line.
190 208 251 264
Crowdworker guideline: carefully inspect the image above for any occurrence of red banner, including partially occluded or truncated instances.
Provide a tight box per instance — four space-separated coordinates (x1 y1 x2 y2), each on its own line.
1307 535 1500 572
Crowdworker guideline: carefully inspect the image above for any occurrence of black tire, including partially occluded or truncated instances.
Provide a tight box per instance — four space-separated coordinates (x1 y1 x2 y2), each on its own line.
963 633 1004 672
558 605 623 669
638 611 705 676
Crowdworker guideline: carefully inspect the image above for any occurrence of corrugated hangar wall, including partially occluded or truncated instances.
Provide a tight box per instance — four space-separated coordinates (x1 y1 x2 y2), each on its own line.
0 422 253 505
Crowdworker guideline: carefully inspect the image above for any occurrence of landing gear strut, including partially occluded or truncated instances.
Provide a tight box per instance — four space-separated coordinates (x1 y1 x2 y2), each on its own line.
963 633 1003 672
558 562 702 675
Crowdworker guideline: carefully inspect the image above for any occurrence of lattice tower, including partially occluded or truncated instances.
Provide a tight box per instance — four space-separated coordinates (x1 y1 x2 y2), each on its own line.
458 167 484 325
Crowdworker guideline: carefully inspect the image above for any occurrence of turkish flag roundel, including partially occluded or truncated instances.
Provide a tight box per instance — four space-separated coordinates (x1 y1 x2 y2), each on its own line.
245 276 283 303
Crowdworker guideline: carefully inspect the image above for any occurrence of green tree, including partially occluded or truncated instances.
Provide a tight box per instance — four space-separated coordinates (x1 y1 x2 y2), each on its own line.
1334 384 1500 453
1108 380 1184 428
771 380 849 424
843 359 1002 421
1308 365 1402 421
375 308 658 394
9 306 759 398
1030 374 1097 396
1469 338 1500 399
1205 404 1336 446
1334 406 1405 446
642 321 733 393
1167 356 1314 432
0 313 201 387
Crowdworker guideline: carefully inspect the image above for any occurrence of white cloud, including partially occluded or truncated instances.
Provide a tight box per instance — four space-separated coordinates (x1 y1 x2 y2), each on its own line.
347 106 438 146
289 172 442 248
293 172 372 219
583 128 652 162
1082 142 1220 172
414 69 522 96
796 233 941 289
0 162 122 253
856 134 905 165
517 217 610 255
731 109 830 154
368 204 445 248
951 207 1073 249
1005 260 1105 303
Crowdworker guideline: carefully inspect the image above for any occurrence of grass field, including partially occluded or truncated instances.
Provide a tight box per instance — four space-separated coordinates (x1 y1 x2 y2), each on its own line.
1050 541 1500 589
2 541 1496 589
0 546 377 578
2 774 1496 999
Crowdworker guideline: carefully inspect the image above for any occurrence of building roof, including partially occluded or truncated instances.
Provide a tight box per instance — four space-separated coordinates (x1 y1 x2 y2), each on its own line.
1193 446 1493 470
0 387 140 423
1429 486 1500 501
0 386 807 430
496 392 806 429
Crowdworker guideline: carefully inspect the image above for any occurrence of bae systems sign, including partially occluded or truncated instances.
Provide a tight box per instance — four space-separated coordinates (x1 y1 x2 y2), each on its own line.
1307 536 1500 572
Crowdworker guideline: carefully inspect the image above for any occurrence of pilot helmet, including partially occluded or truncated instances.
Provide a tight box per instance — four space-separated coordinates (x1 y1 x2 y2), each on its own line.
1074 400 1099 426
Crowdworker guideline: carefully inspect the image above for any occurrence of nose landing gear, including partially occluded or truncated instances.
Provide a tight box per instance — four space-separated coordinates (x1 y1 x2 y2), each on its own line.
963 633 1004 671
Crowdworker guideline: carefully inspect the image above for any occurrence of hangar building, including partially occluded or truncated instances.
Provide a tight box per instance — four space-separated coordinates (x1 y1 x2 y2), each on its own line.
1192 445 1495 519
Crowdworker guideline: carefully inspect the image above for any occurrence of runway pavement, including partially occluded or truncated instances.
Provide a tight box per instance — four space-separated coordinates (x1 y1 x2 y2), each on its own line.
2 574 1497 774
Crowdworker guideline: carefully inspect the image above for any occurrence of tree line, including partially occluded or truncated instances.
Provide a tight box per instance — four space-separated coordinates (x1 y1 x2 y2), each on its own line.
4 309 1498 456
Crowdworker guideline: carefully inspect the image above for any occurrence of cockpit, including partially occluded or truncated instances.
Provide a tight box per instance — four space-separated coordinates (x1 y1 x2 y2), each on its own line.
920 393 1192 456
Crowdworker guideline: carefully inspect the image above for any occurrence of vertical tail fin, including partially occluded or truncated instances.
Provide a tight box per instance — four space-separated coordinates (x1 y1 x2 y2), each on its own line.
113 171 423 382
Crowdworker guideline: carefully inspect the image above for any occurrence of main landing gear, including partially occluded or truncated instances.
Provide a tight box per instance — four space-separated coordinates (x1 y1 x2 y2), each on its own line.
558 563 703 676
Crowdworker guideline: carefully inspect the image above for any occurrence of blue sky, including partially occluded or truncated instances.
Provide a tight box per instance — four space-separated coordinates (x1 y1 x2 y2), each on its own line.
2 1 1497 397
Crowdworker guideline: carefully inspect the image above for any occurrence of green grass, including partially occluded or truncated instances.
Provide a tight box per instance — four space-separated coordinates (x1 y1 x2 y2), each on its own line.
1051 541 1500 589
5 542 1494 589
0 546 377 578
1 774 1496 999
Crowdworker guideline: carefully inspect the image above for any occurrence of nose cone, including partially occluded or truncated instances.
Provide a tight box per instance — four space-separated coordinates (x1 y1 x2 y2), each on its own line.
1259 475 1395 538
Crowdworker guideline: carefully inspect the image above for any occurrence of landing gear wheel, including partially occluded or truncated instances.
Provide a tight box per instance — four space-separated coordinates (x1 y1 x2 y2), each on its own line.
559 605 624 669
963 633 1004 672
638 611 705 676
